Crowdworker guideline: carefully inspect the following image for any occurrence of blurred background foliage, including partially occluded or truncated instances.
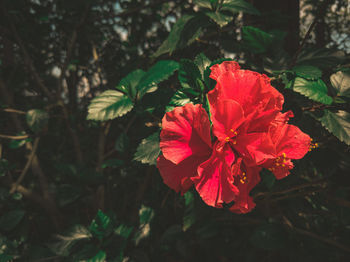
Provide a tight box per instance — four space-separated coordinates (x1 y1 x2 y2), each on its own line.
0 0 350 261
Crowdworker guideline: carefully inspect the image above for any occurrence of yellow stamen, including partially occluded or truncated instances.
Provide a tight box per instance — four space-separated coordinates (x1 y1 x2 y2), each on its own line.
225 137 230 142
282 152 286 158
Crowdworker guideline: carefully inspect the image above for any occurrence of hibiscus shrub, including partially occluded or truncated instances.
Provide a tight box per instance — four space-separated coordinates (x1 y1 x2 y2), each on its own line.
1 0 350 261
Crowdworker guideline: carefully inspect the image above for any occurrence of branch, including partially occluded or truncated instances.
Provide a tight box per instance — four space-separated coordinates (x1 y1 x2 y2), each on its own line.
57 3 91 96
1 108 26 114
10 137 40 193
0 134 29 140
289 0 334 67
0 76 63 230
283 216 350 253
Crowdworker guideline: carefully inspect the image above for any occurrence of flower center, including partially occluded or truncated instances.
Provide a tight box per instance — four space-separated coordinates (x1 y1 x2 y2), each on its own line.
268 152 288 171
239 172 247 184
309 138 318 151
225 129 238 144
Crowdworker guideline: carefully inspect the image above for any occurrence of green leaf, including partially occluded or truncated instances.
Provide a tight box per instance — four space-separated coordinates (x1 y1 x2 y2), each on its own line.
116 69 146 99
194 53 211 78
194 0 213 9
330 71 350 98
89 210 112 240
319 110 350 146
296 48 345 69
85 250 106 262
250 223 287 250
134 205 155 245
183 191 195 231
50 225 92 256
203 10 233 27
8 136 31 149
0 254 13 262
293 77 333 105
169 90 191 107
137 60 179 99
178 59 202 90
134 132 160 165
242 26 274 54
113 224 134 261
0 209 25 231
292 65 322 80
115 132 129 153
221 0 260 15
153 15 206 57
139 205 155 225
203 58 234 87
87 90 134 121
115 224 133 239
26 109 49 132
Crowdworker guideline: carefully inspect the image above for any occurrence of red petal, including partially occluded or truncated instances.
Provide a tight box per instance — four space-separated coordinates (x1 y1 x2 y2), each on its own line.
160 103 212 164
209 61 240 81
157 154 209 194
193 143 239 208
208 68 284 133
235 133 275 165
230 162 261 214
270 123 311 160
211 99 245 141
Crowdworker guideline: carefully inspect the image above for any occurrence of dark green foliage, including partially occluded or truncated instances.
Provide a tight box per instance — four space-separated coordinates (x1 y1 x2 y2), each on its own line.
0 0 350 261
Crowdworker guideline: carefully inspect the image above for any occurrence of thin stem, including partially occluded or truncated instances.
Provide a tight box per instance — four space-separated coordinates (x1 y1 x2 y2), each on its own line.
0 134 29 140
10 137 40 193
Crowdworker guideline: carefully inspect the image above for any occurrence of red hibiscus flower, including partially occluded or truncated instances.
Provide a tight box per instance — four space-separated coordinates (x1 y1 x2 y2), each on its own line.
157 103 212 194
262 113 311 179
157 60 311 214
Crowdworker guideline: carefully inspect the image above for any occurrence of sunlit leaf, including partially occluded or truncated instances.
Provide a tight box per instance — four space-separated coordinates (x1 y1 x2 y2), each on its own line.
194 53 211 78
293 77 333 105
319 110 350 146
50 225 92 256
87 90 134 121
134 205 155 245
330 71 350 98
26 109 49 132
89 210 113 240
203 10 233 27
134 132 160 165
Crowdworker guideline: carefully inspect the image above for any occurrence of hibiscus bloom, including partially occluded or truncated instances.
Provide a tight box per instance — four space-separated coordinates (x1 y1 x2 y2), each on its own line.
262 113 311 179
157 60 311 214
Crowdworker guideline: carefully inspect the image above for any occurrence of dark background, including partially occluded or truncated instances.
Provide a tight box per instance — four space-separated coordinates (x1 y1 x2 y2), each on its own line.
0 0 350 261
